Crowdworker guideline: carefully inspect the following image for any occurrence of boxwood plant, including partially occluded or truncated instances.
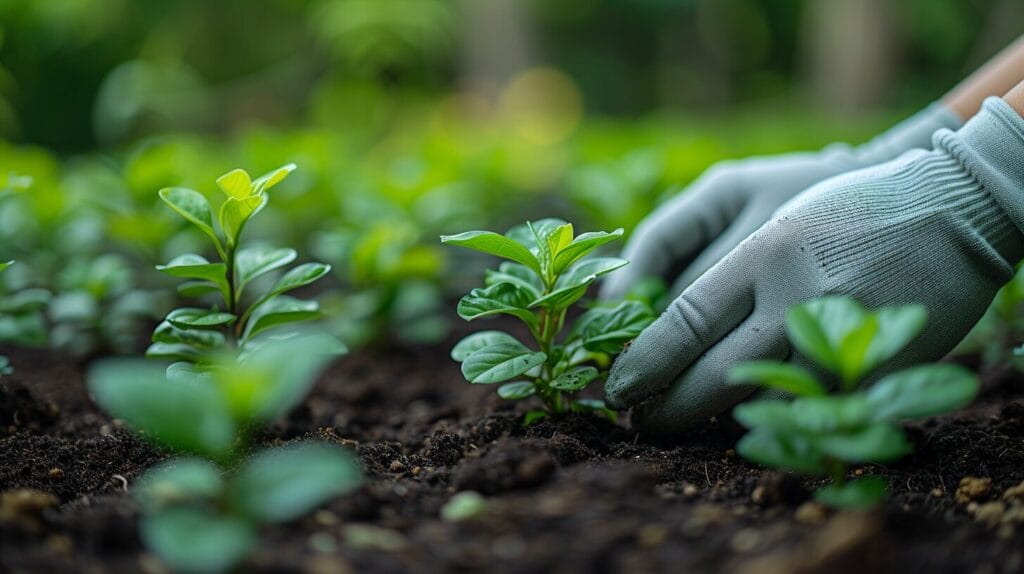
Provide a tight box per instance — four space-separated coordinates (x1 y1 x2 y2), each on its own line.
728 296 978 508
147 164 332 362
89 335 358 573
442 219 655 424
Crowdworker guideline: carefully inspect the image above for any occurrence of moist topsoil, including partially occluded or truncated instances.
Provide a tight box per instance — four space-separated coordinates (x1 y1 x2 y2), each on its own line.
1 332 1023 574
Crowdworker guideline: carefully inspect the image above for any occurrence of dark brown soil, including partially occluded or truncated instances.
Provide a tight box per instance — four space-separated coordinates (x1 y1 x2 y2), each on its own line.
1 335 1023 574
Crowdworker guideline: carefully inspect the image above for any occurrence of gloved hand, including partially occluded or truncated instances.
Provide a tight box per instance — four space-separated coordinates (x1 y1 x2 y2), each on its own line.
605 97 1024 435
600 104 962 301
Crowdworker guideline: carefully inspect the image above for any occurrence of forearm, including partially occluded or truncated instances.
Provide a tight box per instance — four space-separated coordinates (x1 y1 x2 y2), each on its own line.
943 35 1024 121
1004 79 1024 117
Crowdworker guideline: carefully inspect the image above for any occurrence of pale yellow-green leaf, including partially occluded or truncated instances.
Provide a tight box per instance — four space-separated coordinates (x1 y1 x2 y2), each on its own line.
216 169 253 199
252 163 297 194
219 195 267 246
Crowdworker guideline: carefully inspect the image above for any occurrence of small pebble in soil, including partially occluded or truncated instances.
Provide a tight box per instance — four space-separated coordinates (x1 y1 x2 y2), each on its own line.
314 510 339 526
1003 480 1024 503
931 487 944 498
794 501 828 525
48 467 64 478
0 489 58 531
306 555 355 574
956 476 993 504
441 491 488 522
342 524 407 552
730 528 762 553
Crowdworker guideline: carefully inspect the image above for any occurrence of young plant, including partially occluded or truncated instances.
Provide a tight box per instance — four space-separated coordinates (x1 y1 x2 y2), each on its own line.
0 260 49 356
728 296 979 508
88 334 359 573
147 164 333 362
442 218 655 424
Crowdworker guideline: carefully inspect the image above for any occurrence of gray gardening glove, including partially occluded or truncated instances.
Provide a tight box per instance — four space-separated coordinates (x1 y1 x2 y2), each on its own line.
605 97 1024 435
600 103 962 301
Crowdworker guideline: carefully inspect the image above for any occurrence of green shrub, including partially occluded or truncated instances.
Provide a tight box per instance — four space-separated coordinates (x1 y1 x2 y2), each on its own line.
729 296 978 508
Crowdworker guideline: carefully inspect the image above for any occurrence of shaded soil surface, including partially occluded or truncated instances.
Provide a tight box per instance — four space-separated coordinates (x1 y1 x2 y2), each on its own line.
1 337 1024 574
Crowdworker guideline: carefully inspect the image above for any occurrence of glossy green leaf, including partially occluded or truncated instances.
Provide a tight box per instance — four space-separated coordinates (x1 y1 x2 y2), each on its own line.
145 342 205 362
251 163 297 194
441 230 541 275
166 307 236 330
546 223 574 258
152 321 226 348
785 297 857 375
451 331 523 362
0 288 50 313
523 410 549 426
485 262 543 300
215 168 253 199
228 442 362 523
243 296 320 340
157 254 229 301
0 260 11 272
866 363 978 422
462 342 547 384
497 381 536 399
814 476 887 508
135 458 224 513
87 360 235 457
235 247 297 294
862 304 927 376
158 187 219 244
457 282 538 331
141 508 256 574
571 300 656 353
814 422 911 463
736 429 824 474
728 361 826 397
265 262 331 299
219 194 267 246
549 366 599 391
551 228 624 274
531 257 629 309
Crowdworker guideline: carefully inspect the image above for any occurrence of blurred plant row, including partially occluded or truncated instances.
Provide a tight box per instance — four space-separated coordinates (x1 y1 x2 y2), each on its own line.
0 98 885 358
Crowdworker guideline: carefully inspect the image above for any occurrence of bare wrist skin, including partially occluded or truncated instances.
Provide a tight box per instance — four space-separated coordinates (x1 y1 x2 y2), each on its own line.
1004 80 1024 118
943 35 1024 121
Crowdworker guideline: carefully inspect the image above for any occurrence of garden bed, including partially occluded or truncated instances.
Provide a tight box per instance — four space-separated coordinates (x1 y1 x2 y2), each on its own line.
1 335 1023 574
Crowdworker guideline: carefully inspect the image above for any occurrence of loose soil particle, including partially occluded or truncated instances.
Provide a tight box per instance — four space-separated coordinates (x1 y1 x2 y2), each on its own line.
1 335 1023 573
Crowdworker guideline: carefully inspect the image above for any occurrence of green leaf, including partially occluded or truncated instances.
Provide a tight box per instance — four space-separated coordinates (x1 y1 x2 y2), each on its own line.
573 398 618 422
791 395 872 433
215 168 253 199
736 429 825 473
157 254 229 301
441 231 542 275
814 422 911 463
728 361 826 397
141 508 257 574
145 342 205 362
152 321 226 348
497 381 536 399
177 281 221 298
228 442 362 523
219 194 267 246
732 400 802 432
531 257 629 310
158 188 219 246
546 223 574 259
251 163 297 194
571 300 656 353
235 247 297 295
0 260 11 272
549 366 599 391
135 458 224 513
814 476 887 509
862 304 927 376
457 282 538 331
243 296 320 340
523 410 549 426
866 364 978 422
551 228 624 274
836 317 877 388
166 308 236 330
265 262 331 299
462 342 546 384
87 360 235 457
451 331 522 362
785 297 858 375
485 262 543 300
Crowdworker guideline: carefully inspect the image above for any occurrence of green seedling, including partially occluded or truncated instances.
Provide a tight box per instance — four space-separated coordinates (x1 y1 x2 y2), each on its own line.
148 164 333 362
442 218 655 424
0 260 11 375
0 260 49 356
728 296 978 508
88 334 358 573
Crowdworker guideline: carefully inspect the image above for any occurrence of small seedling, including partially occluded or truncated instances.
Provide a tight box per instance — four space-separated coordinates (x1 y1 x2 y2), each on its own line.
0 260 10 375
442 218 655 424
148 164 332 362
0 260 50 370
728 296 978 508
89 334 358 573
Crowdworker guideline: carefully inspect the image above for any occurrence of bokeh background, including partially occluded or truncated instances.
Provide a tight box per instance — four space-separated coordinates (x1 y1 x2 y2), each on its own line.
1 0 1022 354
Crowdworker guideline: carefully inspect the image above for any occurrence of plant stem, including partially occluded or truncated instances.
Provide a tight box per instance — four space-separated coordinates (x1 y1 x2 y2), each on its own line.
225 245 239 348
